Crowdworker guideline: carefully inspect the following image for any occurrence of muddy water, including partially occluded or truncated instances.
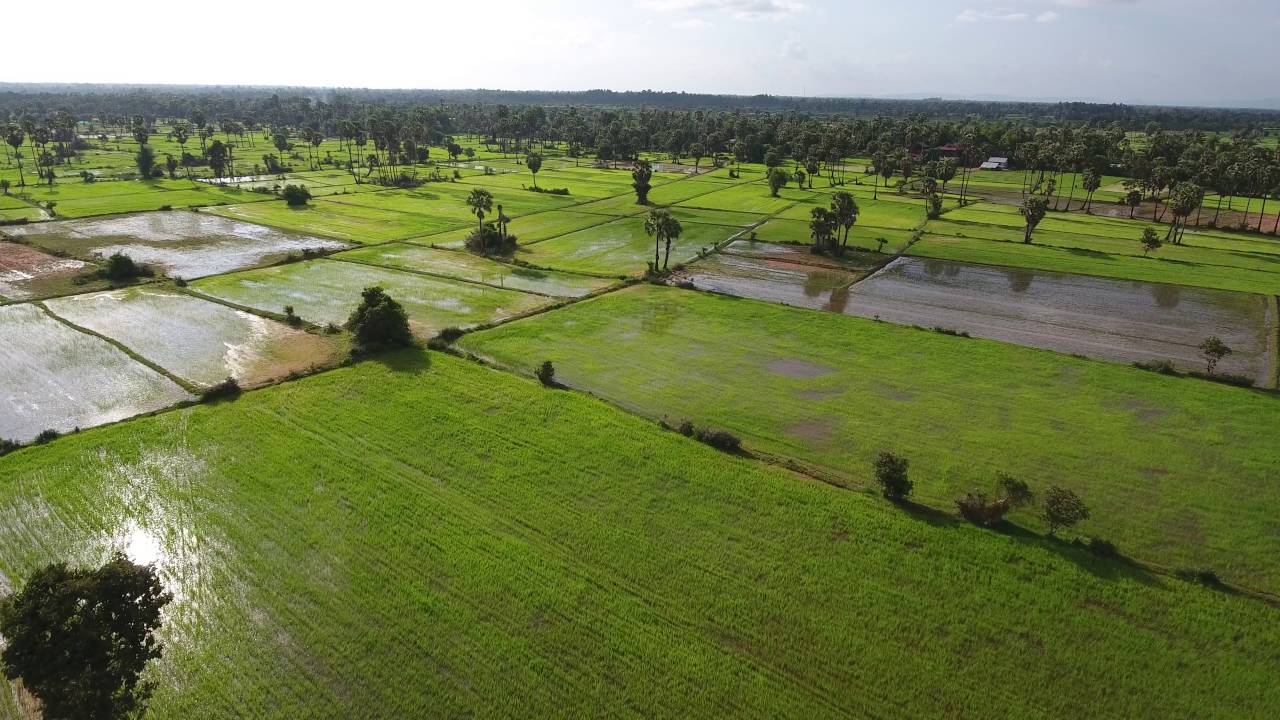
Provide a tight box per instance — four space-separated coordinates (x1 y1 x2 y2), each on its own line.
7 211 349 279
684 253 862 313
847 257 1276 385
44 288 344 388
0 303 193 442
0 242 89 300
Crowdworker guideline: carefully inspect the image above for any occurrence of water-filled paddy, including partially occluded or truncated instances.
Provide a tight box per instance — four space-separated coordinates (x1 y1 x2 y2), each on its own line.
336 244 616 297
0 303 192 442
44 288 346 388
6 210 349 279
191 259 551 336
848 257 1276 384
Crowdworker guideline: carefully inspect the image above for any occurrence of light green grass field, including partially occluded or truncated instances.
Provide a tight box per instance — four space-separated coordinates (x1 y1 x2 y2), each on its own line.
0 351 1275 719
462 284 1280 593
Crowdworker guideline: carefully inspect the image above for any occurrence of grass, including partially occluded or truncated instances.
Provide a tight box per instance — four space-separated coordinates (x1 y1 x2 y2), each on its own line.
207 199 456 243
461 284 1280 593
0 351 1276 718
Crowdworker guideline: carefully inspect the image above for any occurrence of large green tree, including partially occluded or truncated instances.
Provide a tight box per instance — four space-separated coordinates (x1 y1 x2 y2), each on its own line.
0 554 171 720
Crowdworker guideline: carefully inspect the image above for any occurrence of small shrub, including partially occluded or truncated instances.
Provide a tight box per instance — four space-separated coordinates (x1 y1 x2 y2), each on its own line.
283 305 302 326
1084 537 1119 558
873 451 911 500
529 186 570 195
282 184 312 206
325 322 341 334
0 438 21 456
1176 568 1223 588
1133 359 1180 375
677 420 695 437
693 427 741 452
1189 371 1254 388
158 204 172 211
464 224 517 256
956 472 1033 527
932 326 970 338
200 378 242 403
99 252 153 283
437 327 465 343
173 276 188 287
33 429 61 445
535 360 557 387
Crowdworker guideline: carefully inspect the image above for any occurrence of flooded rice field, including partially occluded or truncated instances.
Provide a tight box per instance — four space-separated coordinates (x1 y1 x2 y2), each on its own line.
191 259 550 337
0 303 193 442
682 253 864 312
5 210 349 279
686 248 1275 385
0 241 92 300
44 288 346 388
848 258 1276 385
337 244 616 297
681 241 884 311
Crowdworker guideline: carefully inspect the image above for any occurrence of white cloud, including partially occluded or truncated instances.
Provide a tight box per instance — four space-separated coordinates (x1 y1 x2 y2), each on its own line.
783 38 809 61
955 8 1030 23
639 0 806 20
1036 10 1060 22
673 17 710 29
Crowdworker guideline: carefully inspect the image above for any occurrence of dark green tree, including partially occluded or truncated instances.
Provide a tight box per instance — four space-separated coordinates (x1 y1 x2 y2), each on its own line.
631 160 653 204
346 286 413 352
0 554 171 720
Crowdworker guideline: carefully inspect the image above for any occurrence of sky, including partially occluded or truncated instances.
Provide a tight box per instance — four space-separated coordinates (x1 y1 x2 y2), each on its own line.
6 0 1280 108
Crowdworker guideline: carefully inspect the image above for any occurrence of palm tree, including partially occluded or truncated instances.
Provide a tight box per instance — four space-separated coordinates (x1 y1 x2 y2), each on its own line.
830 191 859 248
643 208 683 272
526 152 542 189
4 126 25 187
466 188 494 235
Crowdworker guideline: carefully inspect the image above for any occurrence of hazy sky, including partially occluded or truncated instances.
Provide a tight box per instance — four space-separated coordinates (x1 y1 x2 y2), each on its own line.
8 0 1280 107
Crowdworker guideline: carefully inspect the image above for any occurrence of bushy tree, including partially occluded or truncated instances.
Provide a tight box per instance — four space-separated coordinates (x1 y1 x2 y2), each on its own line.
767 167 789 197
134 144 155 179
631 160 653 204
873 451 911 500
282 184 311 206
1041 486 1089 535
101 252 151 282
0 554 171 720
809 207 838 253
346 286 413 352
526 151 542 188
1021 180 1054 243
1140 227 1162 256
956 472 1034 527
1198 336 1232 374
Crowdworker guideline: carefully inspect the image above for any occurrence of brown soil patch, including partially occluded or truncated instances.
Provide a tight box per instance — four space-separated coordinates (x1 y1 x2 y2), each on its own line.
786 420 835 444
767 357 835 378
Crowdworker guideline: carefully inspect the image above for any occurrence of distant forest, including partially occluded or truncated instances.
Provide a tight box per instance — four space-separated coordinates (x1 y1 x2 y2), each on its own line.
2 83 1279 131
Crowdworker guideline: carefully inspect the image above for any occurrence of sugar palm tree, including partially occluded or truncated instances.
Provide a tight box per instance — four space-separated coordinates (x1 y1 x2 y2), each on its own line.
643 208 683 272
4 126 25 186
830 191 859 248
467 188 493 235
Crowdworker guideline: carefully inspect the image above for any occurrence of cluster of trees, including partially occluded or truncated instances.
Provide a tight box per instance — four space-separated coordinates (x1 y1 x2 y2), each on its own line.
6 89 1280 234
873 451 1091 536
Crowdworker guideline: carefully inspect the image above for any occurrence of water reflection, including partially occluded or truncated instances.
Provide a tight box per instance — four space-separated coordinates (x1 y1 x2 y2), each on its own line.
1152 283 1181 309
1006 269 1035 293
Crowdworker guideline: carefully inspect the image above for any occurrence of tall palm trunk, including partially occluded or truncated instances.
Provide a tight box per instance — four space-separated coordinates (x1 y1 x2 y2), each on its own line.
1064 172 1078 212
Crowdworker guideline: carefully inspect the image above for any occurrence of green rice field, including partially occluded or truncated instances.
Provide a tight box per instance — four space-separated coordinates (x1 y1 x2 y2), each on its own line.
0 351 1275 719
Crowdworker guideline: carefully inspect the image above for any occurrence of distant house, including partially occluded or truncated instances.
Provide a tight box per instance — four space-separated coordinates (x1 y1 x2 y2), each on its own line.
937 144 963 158
979 156 1010 170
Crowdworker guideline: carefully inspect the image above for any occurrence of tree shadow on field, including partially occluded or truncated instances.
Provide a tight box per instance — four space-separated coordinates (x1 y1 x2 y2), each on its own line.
369 346 432 375
895 499 964 529
994 522 1166 589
